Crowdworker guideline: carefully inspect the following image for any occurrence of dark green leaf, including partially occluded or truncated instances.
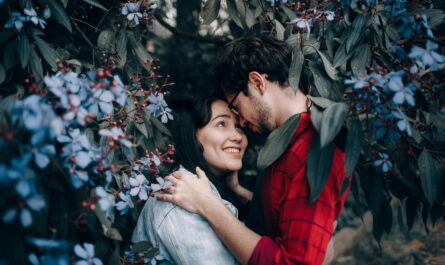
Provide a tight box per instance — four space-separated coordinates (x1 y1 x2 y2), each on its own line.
338 175 351 202
345 118 363 178
308 61 330 98
135 122 149 138
226 0 244 28
289 46 303 92
314 47 338 80
34 35 58 70
29 46 43 82
97 30 114 50
128 32 152 71
18 34 30 68
131 241 157 255
201 0 220 25
60 0 69 8
0 32 15 45
4 41 19 70
308 95 337 109
418 149 442 203
116 29 128 68
281 5 297 20
47 0 72 32
333 41 354 68
82 0 107 11
346 14 367 53
320 102 347 147
405 197 418 231
284 25 293 40
351 44 370 77
307 136 335 203
148 111 173 137
309 105 323 133
286 33 301 49
428 13 445 28
0 63 5 84
257 114 300 170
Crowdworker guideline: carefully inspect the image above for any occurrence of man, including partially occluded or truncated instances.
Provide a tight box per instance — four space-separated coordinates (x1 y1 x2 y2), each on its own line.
158 35 349 265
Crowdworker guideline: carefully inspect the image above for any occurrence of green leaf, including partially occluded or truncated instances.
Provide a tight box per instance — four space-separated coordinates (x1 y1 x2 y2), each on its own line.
351 44 370 77
34 35 58 70
82 0 107 11
149 111 173 137
97 30 114 50
60 0 69 8
257 114 300 170
131 241 156 254
0 32 15 46
314 47 338 80
320 102 347 147
346 14 367 53
307 95 336 109
428 13 445 28
307 136 335 203
201 0 220 25
274 20 285 40
116 29 128 68
18 34 30 68
333 41 354 68
47 0 72 32
135 122 149 138
29 46 43 82
282 5 297 20
4 41 19 70
310 105 323 133
128 32 152 71
418 149 442 203
0 63 5 84
226 0 244 28
289 46 303 92
345 119 363 178
308 61 330 98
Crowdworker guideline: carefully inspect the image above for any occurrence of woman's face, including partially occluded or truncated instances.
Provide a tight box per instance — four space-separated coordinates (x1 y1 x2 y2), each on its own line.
196 100 248 176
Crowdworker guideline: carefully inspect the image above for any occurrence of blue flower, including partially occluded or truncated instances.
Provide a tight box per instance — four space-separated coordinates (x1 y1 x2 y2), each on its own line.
147 93 173 123
115 191 134 215
95 187 115 217
58 129 91 155
24 8 47 29
30 144 56 169
373 152 393 173
129 173 149 200
74 243 103 265
99 127 132 147
122 2 143 25
85 89 115 116
0 153 34 184
383 0 406 17
265 0 288 6
110 75 128 106
386 75 416 106
408 40 445 71
151 177 172 192
4 11 26 31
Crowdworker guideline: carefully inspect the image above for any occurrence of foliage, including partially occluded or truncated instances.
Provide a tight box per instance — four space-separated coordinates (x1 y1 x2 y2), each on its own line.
0 0 445 264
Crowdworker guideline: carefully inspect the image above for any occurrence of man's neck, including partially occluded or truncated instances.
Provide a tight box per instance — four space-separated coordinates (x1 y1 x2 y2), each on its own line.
273 88 308 128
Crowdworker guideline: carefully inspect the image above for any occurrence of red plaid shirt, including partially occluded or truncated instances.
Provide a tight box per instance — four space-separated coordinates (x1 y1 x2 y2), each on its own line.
249 113 350 265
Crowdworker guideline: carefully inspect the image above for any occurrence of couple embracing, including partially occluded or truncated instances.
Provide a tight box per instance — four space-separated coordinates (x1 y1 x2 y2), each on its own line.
132 35 350 265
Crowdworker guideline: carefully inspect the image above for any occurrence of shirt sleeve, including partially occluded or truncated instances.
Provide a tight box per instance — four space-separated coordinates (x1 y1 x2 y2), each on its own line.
158 206 239 265
250 147 350 265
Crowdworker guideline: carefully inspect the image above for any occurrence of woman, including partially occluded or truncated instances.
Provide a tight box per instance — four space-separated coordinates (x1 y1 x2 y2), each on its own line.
132 97 252 265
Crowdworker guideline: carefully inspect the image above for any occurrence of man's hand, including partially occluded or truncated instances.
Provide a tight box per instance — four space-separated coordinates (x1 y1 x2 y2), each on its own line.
156 167 218 215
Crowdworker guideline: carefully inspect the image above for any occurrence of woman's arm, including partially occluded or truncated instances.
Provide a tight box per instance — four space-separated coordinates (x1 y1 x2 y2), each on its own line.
158 168 260 265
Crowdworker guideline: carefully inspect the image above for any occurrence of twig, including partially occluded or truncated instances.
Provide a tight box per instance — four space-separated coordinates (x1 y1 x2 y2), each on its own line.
72 19 95 49
154 13 231 46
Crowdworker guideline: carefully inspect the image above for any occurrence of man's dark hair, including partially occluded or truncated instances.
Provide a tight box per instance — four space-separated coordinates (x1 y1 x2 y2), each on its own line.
213 35 292 97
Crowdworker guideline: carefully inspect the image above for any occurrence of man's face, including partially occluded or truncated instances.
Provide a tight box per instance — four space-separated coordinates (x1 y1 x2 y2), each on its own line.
226 89 274 135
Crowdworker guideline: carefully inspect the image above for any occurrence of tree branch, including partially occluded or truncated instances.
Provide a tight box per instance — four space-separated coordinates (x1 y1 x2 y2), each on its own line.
154 13 231 46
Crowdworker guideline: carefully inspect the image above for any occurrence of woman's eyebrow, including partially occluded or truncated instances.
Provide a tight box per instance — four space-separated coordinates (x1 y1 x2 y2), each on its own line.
210 114 231 122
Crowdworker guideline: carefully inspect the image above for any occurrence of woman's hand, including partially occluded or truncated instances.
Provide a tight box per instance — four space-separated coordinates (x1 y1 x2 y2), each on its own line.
226 171 253 202
156 167 219 215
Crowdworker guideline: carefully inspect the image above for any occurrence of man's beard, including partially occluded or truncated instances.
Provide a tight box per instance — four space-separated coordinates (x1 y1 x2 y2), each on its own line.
252 96 274 135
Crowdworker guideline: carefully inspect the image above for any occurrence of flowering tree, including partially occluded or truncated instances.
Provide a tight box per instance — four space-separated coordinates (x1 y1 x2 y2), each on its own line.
0 0 444 264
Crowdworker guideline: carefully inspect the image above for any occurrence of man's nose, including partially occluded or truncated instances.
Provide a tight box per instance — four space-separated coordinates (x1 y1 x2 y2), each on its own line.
239 117 248 128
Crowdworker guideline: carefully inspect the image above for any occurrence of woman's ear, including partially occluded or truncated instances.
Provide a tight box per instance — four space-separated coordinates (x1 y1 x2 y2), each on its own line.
247 71 267 95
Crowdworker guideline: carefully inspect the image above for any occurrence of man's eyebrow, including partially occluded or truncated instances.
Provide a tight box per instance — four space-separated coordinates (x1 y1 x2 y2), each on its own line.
210 114 231 122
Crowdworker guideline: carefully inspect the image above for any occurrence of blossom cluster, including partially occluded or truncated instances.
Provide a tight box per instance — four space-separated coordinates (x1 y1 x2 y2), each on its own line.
4 5 50 31
121 1 158 27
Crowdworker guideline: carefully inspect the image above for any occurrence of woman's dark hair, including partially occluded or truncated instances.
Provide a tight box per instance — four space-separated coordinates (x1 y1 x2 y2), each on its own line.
169 97 246 209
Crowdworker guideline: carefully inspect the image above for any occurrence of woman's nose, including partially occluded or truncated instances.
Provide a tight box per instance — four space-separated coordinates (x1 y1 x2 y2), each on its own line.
229 128 243 142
